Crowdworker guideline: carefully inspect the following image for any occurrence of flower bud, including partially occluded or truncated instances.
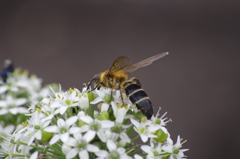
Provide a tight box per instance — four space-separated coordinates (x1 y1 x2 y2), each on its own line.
154 129 168 142
135 111 146 120
103 94 112 103
98 111 109 120
40 131 53 142
77 120 87 127
87 91 95 102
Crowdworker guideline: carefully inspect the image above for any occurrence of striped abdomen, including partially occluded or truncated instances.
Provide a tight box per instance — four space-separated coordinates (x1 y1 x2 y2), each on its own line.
123 78 153 119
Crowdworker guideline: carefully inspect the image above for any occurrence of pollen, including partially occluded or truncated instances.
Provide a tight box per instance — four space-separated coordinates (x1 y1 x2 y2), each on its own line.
36 108 42 113
22 121 29 127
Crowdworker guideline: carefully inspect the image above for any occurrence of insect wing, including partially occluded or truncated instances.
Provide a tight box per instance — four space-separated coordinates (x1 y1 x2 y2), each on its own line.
107 56 132 75
123 52 169 74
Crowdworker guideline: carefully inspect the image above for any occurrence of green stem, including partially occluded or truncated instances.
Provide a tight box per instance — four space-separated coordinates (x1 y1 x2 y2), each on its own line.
128 147 142 156
126 144 139 154
131 134 140 142
124 135 140 149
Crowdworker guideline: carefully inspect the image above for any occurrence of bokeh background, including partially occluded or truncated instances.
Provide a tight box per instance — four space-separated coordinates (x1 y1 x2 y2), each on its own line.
1 0 240 158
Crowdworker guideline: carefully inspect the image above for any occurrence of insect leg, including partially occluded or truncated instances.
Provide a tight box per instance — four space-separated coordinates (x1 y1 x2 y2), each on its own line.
119 88 125 106
87 78 96 90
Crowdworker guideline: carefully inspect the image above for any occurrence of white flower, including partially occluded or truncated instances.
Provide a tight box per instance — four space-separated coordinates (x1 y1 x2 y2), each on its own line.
1 80 188 159
111 101 129 123
44 116 79 145
63 131 99 159
79 115 114 142
0 136 16 159
95 140 131 159
149 110 169 127
141 142 163 159
40 104 57 123
53 90 79 115
148 110 171 143
131 118 159 143
0 95 28 115
110 103 131 143
16 112 51 145
78 90 89 110
161 135 189 159
91 88 122 111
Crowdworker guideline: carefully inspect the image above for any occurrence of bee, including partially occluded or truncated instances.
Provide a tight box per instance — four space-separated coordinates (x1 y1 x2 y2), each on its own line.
87 52 168 119
1 60 14 83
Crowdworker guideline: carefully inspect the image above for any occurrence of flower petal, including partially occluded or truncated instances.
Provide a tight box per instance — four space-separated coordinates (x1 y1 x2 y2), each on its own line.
30 151 38 159
17 107 29 114
95 150 108 157
84 130 96 142
79 150 89 159
69 127 81 134
101 103 109 112
79 116 93 124
67 148 78 159
66 116 78 127
0 85 8 94
4 125 14 133
87 144 99 152
49 134 60 145
115 108 127 123
107 140 116 151
59 106 68 115
57 118 65 127
65 137 77 147
62 144 71 155
44 125 59 133
60 132 69 143
35 130 42 140
134 154 143 159
72 133 82 141
140 134 148 143
0 109 8 115
141 145 151 153
130 118 140 128
0 101 7 107
16 98 27 106
120 132 130 143
79 125 90 133
9 108 18 114
100 120 114 129
90 97 102 104
97 131 107 142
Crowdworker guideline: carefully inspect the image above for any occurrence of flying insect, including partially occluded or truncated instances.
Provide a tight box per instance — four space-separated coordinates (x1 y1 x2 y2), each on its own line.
87 52 168 119
1 60 14 83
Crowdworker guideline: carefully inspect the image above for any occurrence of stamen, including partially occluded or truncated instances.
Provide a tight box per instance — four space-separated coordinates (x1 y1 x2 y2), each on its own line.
160 112 167 119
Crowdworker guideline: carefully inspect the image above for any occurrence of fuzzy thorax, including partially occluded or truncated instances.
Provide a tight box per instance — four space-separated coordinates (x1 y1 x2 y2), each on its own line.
99 70 128 89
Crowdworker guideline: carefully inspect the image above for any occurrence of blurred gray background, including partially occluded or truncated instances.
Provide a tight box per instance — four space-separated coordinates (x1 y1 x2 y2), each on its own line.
1 0 240 158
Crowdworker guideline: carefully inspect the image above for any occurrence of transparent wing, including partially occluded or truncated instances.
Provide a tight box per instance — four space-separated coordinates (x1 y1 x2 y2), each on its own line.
123 52 169 74
108 56 132 74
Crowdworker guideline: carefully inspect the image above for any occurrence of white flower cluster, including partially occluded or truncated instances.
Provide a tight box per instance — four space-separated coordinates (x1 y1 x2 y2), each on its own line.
0 61 58 156
1 86 188 159
0 65 58 117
